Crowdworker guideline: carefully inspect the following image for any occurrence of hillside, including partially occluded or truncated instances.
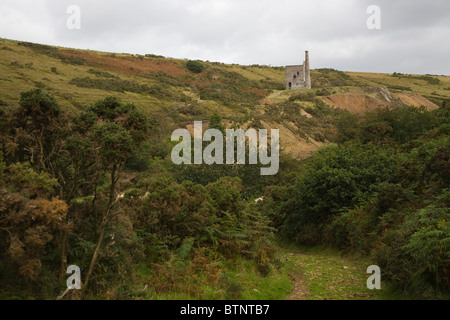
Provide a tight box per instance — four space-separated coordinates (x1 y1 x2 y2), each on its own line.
1 38 449 301
1 38 449 159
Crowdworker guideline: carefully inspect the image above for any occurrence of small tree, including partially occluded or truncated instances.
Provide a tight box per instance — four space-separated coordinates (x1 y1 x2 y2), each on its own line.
186 60 205 74
283 143 397 241
10 89 66 171
209 112 225 134
82 97 148 289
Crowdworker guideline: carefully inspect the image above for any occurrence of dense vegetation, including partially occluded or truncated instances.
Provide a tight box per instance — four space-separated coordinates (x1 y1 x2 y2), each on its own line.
0 39 449 300
0 89 281 299
1 87 448 299
259 104 450 298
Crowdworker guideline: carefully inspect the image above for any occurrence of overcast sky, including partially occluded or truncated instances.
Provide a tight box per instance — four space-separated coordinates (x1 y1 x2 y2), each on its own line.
1 0 449 75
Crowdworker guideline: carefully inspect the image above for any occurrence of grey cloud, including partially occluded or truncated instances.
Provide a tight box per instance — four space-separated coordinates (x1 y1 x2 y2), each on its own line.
0 0 449 74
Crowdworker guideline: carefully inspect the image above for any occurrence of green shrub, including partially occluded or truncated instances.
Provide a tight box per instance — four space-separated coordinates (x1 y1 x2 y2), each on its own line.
282 143 397 241
145 53 165 58
359 106 436 145
404 201 450 294
124 187 142 198
387 85 412 91
316 88 330 96
186 60 205 74
289 91 316 102
333 111 360 143
330 205 379 253
376 191 450 296
17 41 56 54
55 53 87 66
312 68 355 87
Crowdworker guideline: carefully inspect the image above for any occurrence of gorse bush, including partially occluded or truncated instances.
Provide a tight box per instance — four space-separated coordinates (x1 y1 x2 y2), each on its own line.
403 195 450 294
361 106 436 145
334 105 437 146
375 189 449 296
186 60 205 74
0 90 152 296
260 105 450 297
288 91 316 102
0 90 278 298
388 85 412 91
87 68 117 78
312 68 356 88
277 143 397 243
197 69 267 106
136 176 275 268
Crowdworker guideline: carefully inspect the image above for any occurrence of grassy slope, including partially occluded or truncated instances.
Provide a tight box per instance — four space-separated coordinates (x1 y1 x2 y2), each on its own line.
348 71 450 101
0 38 283 115
1 38 449 160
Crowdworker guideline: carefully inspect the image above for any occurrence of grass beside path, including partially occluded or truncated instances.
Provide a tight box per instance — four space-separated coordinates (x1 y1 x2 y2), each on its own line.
278 242 405 300
129 242 407 300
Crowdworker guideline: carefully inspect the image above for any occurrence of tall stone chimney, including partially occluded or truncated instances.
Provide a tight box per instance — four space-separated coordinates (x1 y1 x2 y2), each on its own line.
305 51 311 89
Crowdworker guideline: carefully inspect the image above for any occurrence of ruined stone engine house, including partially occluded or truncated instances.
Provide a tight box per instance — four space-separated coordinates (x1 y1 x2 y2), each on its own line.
286 51 311 90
